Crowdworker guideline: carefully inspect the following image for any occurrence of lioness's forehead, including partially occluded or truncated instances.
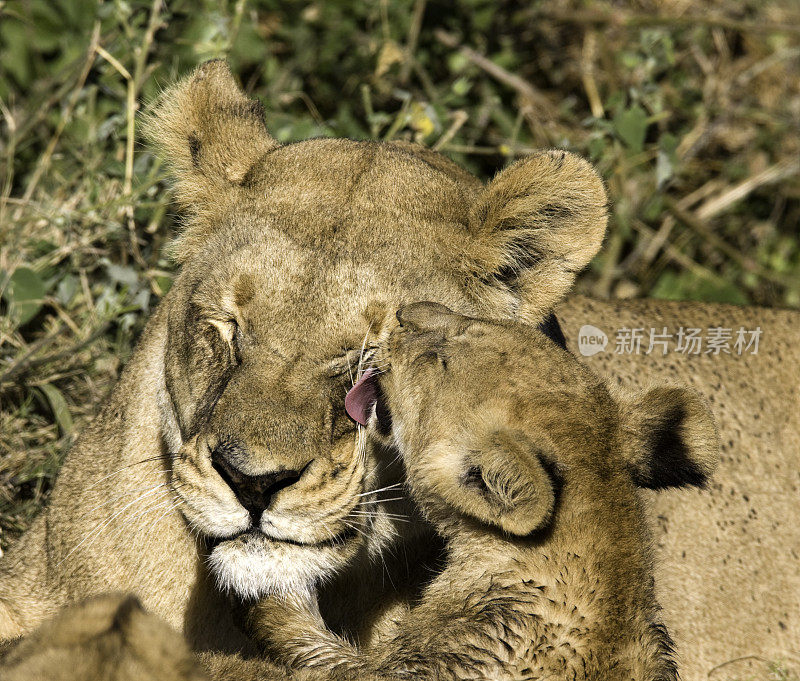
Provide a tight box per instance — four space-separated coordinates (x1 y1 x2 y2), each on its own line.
185 140 488 357
250 139 480 232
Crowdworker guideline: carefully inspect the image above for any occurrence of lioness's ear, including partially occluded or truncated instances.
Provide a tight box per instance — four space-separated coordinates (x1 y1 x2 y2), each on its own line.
467 150 607 320
143 60 279 260
620 386 719 489
447 429 556 536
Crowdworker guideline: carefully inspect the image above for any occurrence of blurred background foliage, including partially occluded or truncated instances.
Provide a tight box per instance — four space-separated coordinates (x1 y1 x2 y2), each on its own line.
0 0 799 547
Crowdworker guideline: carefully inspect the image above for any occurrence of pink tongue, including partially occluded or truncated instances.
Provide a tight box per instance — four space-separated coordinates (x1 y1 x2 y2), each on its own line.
345 368 379 426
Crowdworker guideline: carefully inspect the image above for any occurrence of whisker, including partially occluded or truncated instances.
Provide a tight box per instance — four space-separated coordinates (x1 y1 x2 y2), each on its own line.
55 484 171 567
83 482 167 515
357 423 368 464
118 495 176 532
102 496 179 547
85 456 169 490
341 519 369 540
150 498 185 528
350 511 411 523
356 324 373 379
107 484 186 541
356 496 407 506
355 482 404 498
129 498 187 583
346 347 356 388
319 519 338 544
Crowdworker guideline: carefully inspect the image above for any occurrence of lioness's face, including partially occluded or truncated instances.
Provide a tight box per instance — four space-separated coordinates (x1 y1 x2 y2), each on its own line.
161 142 502 599
149 62 608 599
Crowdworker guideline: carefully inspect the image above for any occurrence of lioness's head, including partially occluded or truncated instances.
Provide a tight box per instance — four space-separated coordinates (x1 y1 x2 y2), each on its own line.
146 61 607 599
365 302 719 536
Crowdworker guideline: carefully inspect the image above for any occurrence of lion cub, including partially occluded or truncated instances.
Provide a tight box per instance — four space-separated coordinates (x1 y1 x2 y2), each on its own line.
0 594 209 681
254 302 719 681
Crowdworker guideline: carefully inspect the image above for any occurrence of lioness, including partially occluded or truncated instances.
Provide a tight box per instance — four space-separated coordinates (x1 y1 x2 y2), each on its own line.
0 60 609 654
248 301 719 680
0 60 797 680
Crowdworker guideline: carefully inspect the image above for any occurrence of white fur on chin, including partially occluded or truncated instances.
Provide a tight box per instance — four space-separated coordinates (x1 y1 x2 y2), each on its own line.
207 536 339 600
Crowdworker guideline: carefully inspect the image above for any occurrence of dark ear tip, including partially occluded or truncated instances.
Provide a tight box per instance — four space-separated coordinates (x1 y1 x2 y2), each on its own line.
196 59 231 77
199 58 228 68
112 594 144 630
629 386 720 490
396 306 407 327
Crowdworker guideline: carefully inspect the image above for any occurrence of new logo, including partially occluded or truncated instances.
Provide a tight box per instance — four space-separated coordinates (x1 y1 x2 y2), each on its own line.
578 325 608 357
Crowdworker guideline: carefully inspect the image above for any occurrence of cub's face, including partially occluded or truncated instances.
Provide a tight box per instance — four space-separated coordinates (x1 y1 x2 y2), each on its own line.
370 302 718 536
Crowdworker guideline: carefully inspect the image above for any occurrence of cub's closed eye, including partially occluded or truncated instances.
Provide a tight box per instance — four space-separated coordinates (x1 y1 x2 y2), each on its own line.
208 319 236 342
413 350 445 368
234 323 244 351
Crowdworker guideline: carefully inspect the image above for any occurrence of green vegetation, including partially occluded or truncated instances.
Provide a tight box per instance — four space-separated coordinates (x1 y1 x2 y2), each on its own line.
0 0 798 564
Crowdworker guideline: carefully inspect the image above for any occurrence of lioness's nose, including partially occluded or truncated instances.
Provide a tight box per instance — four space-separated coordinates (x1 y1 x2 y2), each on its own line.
210 444 309 521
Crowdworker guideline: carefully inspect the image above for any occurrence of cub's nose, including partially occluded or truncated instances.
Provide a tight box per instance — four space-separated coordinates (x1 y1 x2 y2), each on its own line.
210 443 308 521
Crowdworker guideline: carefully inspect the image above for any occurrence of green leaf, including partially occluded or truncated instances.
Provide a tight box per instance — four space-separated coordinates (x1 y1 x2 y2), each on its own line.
153 276 173 297
36 384 74 436
613 105 648 153
651 271 749 305
3 267 46 326
656 150 673 188
56 275 78 306
451 77 472 97
104 262 140 288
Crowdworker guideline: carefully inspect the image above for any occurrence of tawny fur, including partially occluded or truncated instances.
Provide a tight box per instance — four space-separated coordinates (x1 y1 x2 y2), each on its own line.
250 302 719 681
0 594 209 681
0 60 798 680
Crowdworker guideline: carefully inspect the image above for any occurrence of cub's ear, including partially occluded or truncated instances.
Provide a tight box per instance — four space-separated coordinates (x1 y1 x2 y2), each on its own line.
143 60 279 260
445 429 556 536
620 386 719 490
467 150 607 320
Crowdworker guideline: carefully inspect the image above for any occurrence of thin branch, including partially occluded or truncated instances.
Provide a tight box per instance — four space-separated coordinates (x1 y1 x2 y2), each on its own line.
434 29 554 114
432 110 468 151
400 0 426 84
529 8 800 36
0 324 110 389
696 160 800 221
664 197 797 288
11 21 100 222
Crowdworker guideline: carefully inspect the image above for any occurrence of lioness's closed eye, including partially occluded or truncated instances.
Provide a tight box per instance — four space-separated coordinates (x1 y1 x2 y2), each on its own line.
254 302 719 681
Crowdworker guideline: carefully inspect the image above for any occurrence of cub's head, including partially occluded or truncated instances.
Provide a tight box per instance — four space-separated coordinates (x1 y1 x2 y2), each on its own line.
0 594 207 681
361 302 719 536
145 61 608 598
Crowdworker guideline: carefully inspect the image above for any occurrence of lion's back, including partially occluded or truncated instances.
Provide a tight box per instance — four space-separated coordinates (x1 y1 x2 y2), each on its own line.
557 294 800 680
